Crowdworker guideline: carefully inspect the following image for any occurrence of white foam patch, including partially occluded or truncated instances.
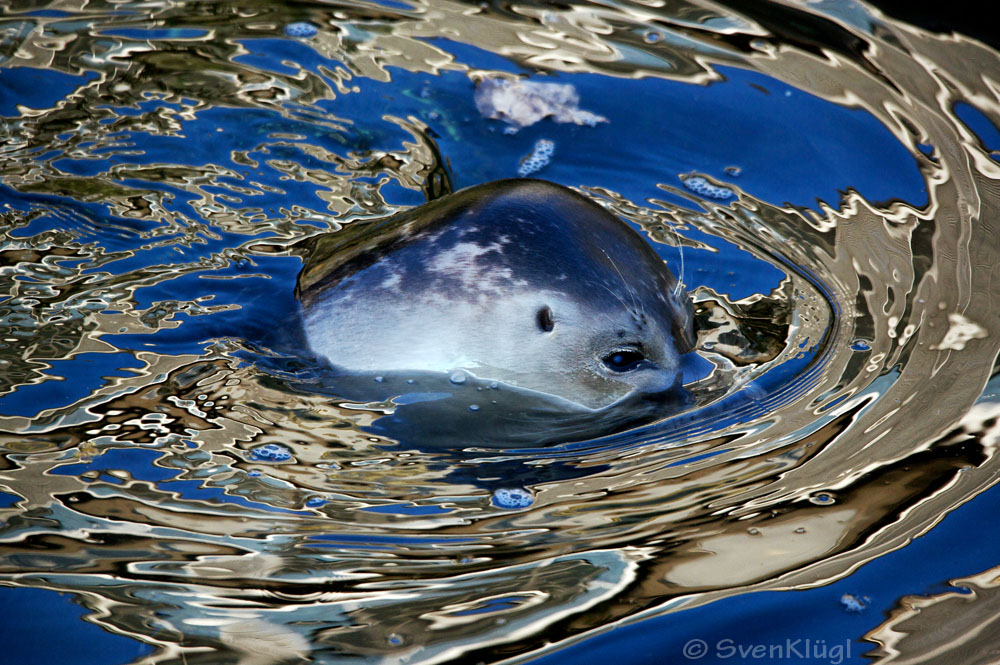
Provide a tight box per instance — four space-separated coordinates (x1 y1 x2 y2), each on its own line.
218 619 310 665
475 77 607 130
932 312 988 350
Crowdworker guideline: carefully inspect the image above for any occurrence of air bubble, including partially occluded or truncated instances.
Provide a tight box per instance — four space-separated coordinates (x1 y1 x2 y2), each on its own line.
517 139 555 177
809 492 836 505
840 593 870 613
249 443 293 463
681 175 734 200
492 487 534 509
469 404 480 412
449 371 467 385
283 22 318 38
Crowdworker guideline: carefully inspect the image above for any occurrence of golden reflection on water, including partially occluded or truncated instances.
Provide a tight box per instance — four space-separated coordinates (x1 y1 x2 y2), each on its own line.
1 1 1000 663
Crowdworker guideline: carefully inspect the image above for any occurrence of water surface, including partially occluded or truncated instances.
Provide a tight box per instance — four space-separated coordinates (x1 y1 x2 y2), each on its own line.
2 1 999 663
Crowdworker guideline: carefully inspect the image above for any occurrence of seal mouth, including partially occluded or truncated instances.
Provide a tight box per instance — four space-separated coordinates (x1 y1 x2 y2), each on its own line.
596 369 686 411
306 367 693 448
596 358 684 406
478 376 692 446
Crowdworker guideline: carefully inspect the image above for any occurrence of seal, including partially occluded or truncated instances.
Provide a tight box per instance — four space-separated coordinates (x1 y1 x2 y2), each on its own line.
296 178 695 444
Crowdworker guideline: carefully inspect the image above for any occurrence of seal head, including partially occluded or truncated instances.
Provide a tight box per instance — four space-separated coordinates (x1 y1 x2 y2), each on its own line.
296 179 695 441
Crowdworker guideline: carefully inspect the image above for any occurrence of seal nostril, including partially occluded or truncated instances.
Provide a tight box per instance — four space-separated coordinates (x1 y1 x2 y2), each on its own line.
536 306 554 333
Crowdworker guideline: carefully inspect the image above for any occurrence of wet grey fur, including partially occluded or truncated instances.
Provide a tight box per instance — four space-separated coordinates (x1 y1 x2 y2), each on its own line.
297 179 694 444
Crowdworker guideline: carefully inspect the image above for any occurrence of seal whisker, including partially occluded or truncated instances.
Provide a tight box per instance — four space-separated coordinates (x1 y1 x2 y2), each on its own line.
627 272 647 319
601 249 641 316
668 223 686 298
596 282 632 312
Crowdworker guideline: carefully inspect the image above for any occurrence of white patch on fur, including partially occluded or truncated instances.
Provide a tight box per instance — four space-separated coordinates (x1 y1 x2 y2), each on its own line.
379 270 402 290
428 240 524 293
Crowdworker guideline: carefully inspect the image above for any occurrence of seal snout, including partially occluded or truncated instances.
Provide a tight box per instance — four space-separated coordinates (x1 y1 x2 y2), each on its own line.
627 359 683 397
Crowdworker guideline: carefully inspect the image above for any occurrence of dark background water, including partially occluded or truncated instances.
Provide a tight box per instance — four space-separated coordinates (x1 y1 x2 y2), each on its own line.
867 0 1000 49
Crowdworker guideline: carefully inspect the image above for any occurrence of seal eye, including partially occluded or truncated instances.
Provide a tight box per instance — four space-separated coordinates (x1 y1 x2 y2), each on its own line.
602 349 644 372
536 306 554 333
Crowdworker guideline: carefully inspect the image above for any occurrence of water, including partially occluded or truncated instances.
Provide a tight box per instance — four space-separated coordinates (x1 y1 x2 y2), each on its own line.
2 1 999 663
